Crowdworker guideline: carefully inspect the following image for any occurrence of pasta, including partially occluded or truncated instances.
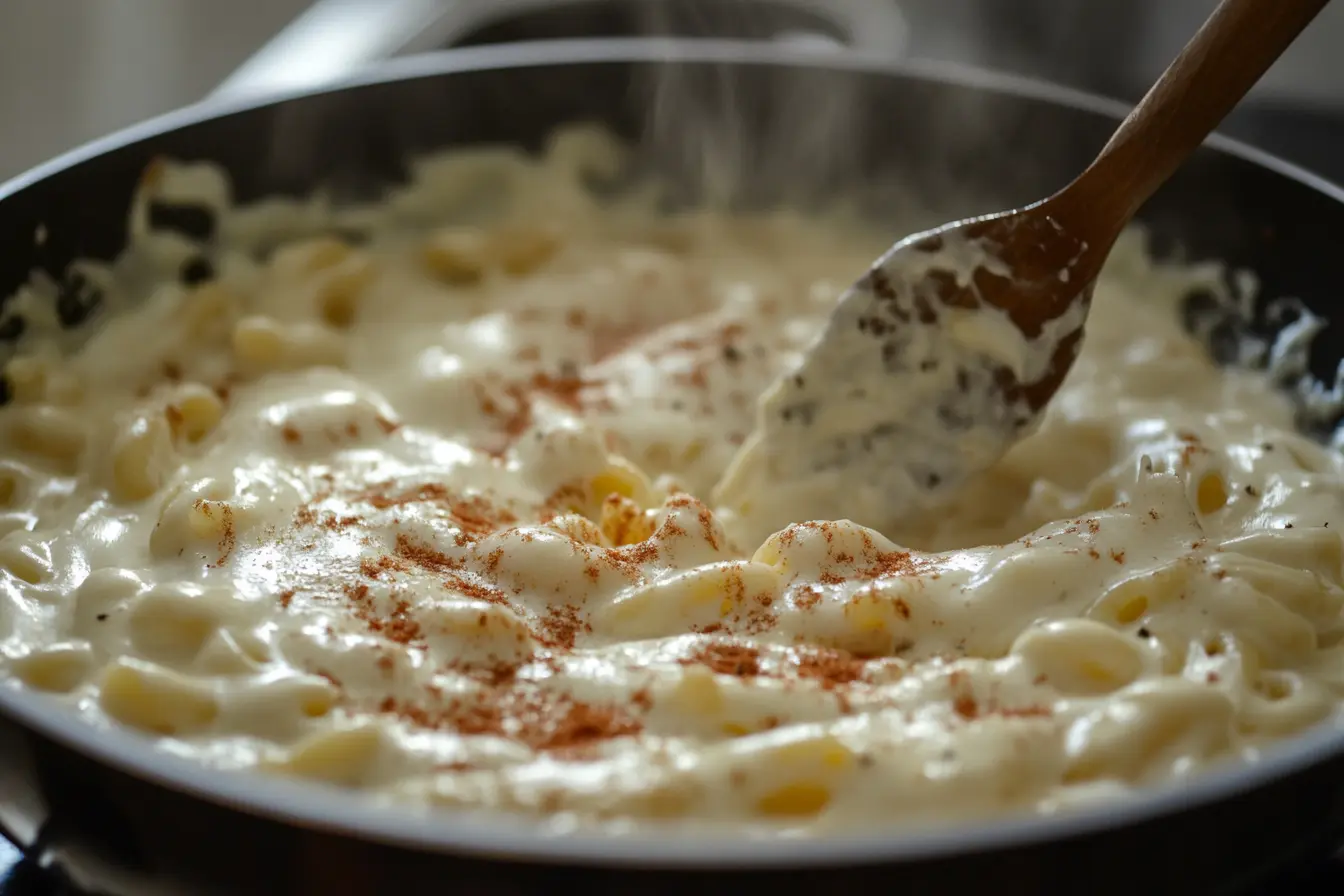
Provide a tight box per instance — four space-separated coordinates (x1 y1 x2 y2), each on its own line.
0 123 1342 836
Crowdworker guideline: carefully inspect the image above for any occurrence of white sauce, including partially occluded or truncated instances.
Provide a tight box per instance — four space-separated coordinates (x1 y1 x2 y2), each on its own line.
0 125 1342 836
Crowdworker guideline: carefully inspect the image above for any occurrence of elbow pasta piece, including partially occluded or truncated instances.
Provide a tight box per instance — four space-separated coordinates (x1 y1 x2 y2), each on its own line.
7 405 86 470
599 494 655 547
216 674 340 737
1011 619 1148 696
3 357 47 404
491 225 561 278
192 629 267 676
600 561 780 638
667 666 724 716
164 383 224 444
111 414 177 502
1087 563 1191 628
149 477 250 560
0 532 53 585
543 512 607 547
268 235 355 279
177 281 243 342
0 461 33 508
99 658 219 735
1239 671 1334 737
126 583 239 665
1064 680 1234 783
1210 552 1344 624
12 642 95 693
313 252 377 329
1191 632 1261 683
1220 529 1344 587
544 123 628 180
724 730 855 819
269 724 384 786
415 601 537 662
833 590 909 657
420 229 490 285
1202 578 1317 669
588 457 653 511
232 316 346 375
263 388 398 453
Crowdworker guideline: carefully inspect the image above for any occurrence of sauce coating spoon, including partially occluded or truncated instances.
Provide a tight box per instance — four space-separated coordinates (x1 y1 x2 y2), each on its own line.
714 0 1331 537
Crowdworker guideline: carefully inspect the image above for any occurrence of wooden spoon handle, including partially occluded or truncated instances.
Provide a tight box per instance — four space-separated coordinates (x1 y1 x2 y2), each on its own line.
1057 0 1331 235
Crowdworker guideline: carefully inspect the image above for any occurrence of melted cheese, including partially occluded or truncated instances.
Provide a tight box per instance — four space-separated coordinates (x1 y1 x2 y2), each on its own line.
0 125 1341 835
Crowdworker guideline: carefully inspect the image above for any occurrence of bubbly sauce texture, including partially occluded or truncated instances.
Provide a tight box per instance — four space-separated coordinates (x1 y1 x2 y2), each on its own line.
1 125 1343 834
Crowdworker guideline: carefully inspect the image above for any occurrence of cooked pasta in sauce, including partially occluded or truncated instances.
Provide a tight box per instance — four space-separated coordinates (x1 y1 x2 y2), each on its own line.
0 125 1342 833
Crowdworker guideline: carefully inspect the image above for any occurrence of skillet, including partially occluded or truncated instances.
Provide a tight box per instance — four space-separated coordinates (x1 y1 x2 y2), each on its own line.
2 38 1344 896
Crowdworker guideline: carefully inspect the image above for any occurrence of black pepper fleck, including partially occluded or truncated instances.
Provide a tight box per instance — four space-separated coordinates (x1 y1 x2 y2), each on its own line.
96 614 108 622
1137 627 1151 638
722 344 741 363
0 377 11 407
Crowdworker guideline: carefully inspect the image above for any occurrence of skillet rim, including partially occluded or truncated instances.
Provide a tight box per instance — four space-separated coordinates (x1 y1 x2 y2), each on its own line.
1 36 1344 869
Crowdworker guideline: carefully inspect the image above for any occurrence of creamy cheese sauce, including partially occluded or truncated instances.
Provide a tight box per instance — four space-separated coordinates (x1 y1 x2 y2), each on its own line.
1 125 1342 834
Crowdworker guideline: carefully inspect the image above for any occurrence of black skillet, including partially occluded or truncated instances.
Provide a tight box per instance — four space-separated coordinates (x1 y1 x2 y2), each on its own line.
2 39 1344 896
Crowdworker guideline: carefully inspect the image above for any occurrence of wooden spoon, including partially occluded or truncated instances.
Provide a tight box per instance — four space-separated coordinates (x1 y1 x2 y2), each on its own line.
714 0 1331 535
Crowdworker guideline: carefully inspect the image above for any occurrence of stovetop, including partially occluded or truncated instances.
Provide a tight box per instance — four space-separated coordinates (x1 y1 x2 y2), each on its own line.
0 833 1343 896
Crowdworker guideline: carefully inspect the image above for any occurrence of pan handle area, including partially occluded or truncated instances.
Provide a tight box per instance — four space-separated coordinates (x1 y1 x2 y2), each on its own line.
208 0 910 103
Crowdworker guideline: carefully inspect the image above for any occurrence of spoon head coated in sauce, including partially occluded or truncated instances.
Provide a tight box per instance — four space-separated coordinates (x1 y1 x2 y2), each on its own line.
713 203 1097 535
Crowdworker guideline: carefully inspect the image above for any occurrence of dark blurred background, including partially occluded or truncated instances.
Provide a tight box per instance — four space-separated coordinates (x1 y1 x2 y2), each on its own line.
1 0 1343 183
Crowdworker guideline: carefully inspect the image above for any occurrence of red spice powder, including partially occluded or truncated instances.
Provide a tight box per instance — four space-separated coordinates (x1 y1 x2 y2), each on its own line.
685 642 761 677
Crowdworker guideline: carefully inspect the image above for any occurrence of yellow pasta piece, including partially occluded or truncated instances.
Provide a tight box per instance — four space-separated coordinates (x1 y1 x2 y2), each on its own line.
493 225 561 277
270 235 353 277
126 584 230 664
232 315 287 373
589 457 652 508
9 405 86 470
272 725 384 786
179 282 242 342
545 512 606 546
99 659 219 735
0 462 31 509
1012 619 1145 695
601 562 779 636
12 643 94 693
421 229 490 284
0 535 52 585
599 494 654 546
1088 565 1188 628
314 253 377 329
756 782 831 818
771 734 855 771
670 667 723 715
111 415 176 502
4 357 47 404
1064 680 1233 783
165 383 224 444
